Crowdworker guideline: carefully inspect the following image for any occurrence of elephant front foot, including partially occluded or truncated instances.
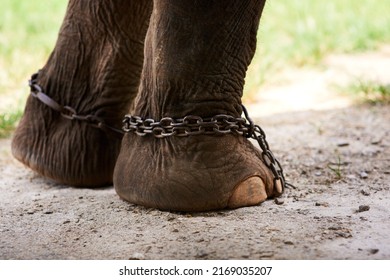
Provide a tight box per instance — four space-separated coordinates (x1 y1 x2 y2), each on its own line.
11 73 124 187
114 117 283 211
11 0 153 187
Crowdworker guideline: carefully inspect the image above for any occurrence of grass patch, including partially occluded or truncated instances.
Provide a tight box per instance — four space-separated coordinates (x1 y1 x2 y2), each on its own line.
0 0 66 59
245 0 390 97
0 110 23 138
0 0 67 137
346 80 390 104
327 156 343 181
0 0 67 114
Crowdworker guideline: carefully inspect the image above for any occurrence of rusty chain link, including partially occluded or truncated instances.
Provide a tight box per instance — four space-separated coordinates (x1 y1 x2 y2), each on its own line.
29 71 288 192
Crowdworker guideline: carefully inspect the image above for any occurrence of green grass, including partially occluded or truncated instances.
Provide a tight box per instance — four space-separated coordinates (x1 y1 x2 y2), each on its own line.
346 80 390 104
245 0 390 97
0 0 67 89
0 0 67 137
1 0 390 137
0 110 23 138
327 155 343 181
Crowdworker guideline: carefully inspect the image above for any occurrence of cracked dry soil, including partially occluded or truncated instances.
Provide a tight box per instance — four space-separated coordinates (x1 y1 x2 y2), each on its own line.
1 49 389 259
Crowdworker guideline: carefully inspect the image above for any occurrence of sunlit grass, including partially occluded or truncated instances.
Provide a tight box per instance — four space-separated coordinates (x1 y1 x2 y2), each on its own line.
0 0 67 99
0 110 23 138
245 0 390 97
345 80 390 105
0 0 67 137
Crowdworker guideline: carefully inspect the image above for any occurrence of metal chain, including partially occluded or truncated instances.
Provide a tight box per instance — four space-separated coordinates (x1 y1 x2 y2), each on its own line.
29 71 287 191
123 106 287 192
241 105 288 192
29 71 124 138
123 114 250 138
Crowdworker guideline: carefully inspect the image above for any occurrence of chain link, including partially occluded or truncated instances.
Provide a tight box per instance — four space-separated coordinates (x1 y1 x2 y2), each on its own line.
29 71 124 138
241 105 287 192
123 114 249 138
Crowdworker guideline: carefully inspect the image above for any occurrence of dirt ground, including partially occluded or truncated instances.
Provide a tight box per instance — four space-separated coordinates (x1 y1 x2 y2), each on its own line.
1 47 389 260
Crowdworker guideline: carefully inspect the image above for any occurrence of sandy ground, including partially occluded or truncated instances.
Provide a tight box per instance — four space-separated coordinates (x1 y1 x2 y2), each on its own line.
1 47 389 260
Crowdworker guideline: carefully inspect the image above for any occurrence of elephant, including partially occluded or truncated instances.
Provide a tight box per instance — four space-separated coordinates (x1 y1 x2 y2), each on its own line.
12 0 285 211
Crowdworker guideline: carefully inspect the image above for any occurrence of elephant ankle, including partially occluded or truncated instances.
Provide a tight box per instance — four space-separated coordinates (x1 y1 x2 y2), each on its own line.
12 73 124 187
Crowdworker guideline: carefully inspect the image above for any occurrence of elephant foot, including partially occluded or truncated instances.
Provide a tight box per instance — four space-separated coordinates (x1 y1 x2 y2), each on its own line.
114 132 282 212
11 0 152 187
12 88 124 187
111 0 283 211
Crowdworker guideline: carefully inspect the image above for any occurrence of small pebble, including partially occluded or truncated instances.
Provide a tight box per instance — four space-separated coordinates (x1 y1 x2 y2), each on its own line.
129 253 145 260
336 232 352 238
328 226 342 231
371 139 382 145
359 172 369 179
337 141 349 147
369 249 379 255
196 251 209 258
274 198 285 205
172 228 179 233
43 210 53 214
357 205 370 212
360 190 370 196
145 246 152 253
315 202 329 207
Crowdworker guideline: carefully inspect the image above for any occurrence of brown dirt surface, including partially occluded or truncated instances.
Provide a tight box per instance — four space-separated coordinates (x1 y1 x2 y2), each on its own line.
1 47 389 259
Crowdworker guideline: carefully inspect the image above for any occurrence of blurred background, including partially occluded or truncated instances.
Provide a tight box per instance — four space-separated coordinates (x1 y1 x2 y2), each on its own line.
1 0 390 137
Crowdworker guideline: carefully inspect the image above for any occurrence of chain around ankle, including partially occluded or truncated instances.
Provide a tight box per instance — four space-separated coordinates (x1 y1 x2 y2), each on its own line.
28 71 288 192
123 106 288 193
28 71 124 138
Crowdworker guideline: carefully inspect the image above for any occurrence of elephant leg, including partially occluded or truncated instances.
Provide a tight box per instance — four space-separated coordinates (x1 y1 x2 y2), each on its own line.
114 0 282 211
12 0 153 187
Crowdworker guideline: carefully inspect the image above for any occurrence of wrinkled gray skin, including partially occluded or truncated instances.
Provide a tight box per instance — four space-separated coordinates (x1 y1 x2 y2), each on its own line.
12 0 281 211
